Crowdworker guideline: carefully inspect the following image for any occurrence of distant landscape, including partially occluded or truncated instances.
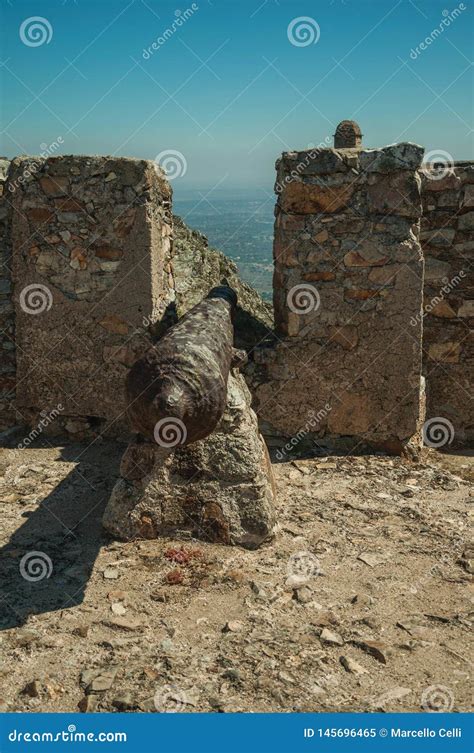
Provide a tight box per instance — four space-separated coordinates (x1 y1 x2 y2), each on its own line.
174 188 275 301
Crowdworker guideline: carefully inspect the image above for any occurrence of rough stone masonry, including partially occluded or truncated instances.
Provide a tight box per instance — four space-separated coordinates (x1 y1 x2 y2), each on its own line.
6 155 173 437
0 133 472 452
253 138 427 455
420 161 474 445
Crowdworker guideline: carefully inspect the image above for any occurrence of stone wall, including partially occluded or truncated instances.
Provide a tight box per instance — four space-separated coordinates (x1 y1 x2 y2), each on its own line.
0 159 15 430
6 156 172 437
253 143 426 455
0 147 471 452
420 161 474 445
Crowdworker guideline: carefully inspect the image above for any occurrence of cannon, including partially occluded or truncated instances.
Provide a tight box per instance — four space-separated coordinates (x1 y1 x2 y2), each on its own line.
126 285 242 447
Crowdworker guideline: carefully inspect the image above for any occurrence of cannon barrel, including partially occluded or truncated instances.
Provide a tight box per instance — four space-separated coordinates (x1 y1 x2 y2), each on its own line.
126 286 238 447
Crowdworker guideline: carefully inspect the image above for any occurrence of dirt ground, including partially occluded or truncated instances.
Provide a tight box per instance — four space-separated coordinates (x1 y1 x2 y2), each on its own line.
0 433 472 714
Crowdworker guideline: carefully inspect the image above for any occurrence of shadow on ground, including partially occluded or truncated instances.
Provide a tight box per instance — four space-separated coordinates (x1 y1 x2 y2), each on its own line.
0 434 123 630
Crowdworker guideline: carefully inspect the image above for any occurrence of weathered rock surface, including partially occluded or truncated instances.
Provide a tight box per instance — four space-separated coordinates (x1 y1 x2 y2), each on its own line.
255 141 426 455
172 215 273 351
103 373 276 548
420 161 474 445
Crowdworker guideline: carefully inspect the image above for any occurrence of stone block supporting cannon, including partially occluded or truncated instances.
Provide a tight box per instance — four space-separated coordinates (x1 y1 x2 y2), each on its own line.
103 286 276 548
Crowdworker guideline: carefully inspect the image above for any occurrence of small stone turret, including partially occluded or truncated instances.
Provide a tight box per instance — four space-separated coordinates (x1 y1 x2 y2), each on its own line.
334 120 362 149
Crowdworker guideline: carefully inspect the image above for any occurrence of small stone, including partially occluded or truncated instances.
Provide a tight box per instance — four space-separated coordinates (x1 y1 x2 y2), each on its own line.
90 668 118 692
222 668 241 684
223 620 243 633
78 694 100 712
112 692 135 710
340 655 368 675
102 616 143 631
160 638 175 653
295 586 313 603
73 625 90 638
14 630 39 647
105 171 117 182
357 552 387 567
320 628 344 646
103 567 119 580
353 639 388 664
107 590 128 602
150 590 167 603
111 602 127 616
21 680 41 698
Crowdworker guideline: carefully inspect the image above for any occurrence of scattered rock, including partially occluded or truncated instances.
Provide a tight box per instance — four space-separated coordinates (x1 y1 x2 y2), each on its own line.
101 616 143 632
112 692 136 710
339 656 368 675
21 680 40 698
73 625 90 638
320 628 344 646
357 552 387 567
78 695 100 713
223 620 244 633
352 639 389 664
103 567 119 580
89 668 118 693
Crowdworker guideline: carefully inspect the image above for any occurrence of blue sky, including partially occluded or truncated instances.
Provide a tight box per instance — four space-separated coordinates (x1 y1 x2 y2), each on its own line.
0 0 472 194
